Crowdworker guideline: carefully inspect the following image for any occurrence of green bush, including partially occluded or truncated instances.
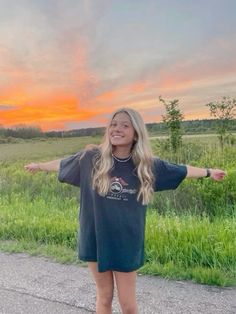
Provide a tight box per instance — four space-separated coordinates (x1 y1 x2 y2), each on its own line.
151 169 236 217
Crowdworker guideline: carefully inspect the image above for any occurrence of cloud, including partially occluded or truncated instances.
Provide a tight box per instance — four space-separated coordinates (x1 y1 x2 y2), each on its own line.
0 1 236 128
0 104 18 111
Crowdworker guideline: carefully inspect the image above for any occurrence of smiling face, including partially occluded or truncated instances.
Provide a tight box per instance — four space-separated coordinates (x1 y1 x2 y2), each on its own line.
109 112 136 153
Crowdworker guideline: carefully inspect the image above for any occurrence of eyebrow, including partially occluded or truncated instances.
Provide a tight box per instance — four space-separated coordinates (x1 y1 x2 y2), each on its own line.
111 119 131 124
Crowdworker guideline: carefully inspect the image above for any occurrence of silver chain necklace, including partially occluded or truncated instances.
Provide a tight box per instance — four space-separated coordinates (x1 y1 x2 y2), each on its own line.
112 154 132 163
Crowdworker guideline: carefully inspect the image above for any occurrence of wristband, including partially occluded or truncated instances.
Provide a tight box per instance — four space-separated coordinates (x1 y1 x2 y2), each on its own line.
205 168 211 178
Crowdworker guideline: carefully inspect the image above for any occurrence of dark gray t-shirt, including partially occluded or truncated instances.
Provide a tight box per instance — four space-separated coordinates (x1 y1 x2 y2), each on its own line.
58 149 187 272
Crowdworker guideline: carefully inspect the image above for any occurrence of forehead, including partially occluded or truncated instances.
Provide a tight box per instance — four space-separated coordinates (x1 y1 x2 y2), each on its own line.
112 112 132 123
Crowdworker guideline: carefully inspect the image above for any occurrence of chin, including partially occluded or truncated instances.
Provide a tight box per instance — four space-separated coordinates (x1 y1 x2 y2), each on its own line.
111 142 124 147
110 139 123 145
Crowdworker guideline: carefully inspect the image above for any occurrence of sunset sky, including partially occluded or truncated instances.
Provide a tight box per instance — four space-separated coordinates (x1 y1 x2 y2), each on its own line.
0 0 236 131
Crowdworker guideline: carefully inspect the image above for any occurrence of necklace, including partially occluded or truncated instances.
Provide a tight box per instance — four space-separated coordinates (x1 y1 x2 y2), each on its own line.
112 154 132 163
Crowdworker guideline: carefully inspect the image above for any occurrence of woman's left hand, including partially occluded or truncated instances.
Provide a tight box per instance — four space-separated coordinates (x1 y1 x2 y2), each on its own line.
209 169 227 181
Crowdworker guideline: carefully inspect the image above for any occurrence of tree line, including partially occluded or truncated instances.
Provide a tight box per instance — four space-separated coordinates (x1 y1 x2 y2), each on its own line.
1 119 235 140
1 96 235 148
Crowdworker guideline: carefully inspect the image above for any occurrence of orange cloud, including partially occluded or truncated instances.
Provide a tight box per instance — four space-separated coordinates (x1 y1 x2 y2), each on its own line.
184 112 209 120
0 37 101 130
94 80 151 105
158 55 236 94
0 91 96 130
159 77 193 91
95 90 118 102
1 50 235 131
128 81 148 93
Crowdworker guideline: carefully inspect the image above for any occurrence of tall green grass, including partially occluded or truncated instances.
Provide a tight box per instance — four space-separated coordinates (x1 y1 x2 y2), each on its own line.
142 212 236 286
151 140 236 217
0 136 235 286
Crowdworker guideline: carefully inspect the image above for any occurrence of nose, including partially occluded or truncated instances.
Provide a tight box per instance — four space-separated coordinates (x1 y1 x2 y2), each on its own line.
113 124 122 132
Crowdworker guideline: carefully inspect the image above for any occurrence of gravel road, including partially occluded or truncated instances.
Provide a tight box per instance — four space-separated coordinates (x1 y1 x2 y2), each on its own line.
0 252 235 314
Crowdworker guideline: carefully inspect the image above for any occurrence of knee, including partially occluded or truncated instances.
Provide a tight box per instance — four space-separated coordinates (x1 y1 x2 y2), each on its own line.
97 291 113 307
120 301 138 314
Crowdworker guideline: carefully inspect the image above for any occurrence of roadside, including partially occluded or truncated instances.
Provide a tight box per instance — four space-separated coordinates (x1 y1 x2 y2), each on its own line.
0 252 235 314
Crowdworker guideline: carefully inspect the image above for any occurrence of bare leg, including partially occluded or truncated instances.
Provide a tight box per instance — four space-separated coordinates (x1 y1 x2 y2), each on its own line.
88 262 114 314
114 271 138 314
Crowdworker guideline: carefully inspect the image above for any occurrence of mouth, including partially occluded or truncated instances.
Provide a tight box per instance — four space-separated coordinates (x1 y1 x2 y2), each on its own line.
111 134 124 139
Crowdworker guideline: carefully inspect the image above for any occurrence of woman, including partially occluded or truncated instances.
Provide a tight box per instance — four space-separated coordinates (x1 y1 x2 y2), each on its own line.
25 108 226 314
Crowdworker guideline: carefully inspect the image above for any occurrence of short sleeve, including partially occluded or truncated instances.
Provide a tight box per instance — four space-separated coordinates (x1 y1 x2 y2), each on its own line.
153 158 187 192
58 151 83 187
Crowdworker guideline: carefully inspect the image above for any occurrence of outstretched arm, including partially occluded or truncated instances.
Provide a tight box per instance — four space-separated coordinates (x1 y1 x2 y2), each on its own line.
186 166 226 181
24 159 61 173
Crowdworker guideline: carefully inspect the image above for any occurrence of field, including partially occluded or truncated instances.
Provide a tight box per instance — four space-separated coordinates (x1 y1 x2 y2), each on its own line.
0 135 235 286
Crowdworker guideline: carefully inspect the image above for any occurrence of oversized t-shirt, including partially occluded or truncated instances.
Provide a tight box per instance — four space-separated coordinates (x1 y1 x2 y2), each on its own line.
58 149 187 272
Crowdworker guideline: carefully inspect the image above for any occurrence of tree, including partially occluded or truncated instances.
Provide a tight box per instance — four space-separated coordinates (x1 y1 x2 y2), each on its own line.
159 96 184 152
206 96 236 149
5 125 43 139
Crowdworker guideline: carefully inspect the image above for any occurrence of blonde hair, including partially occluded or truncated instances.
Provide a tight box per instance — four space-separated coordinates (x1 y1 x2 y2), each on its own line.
91 108 154 205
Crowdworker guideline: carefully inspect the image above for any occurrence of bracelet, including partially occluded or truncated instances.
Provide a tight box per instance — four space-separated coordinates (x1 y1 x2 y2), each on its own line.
205 168 211 178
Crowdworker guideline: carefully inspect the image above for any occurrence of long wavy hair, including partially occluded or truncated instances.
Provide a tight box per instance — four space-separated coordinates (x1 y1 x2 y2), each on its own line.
91 108 154 205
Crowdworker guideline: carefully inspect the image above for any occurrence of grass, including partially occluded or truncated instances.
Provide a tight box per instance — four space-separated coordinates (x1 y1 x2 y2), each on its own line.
0 240 79 264
0 136 101 162
142 212 236 286
0 135 235 286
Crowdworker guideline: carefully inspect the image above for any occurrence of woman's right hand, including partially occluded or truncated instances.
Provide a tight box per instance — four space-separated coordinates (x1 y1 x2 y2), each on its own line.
24 159 60 173
24 163 41 173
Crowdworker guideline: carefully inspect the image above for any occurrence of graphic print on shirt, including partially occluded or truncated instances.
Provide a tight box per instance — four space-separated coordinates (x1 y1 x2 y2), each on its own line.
106 176 137 201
